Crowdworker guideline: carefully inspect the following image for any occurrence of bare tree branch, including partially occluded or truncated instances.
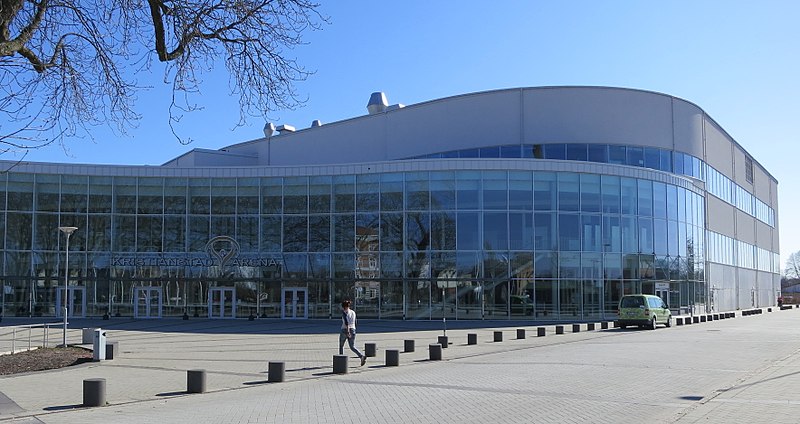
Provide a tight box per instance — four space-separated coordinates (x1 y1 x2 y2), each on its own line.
0 0 326 153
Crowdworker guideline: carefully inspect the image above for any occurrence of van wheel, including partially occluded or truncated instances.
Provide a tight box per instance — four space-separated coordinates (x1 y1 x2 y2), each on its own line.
665 316 672 328
650 316 657 330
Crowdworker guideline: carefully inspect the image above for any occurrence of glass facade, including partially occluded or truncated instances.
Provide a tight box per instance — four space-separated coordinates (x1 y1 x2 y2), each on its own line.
0 168 710 320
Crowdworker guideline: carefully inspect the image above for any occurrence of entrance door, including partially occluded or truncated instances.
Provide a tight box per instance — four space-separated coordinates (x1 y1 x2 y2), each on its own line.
655 282 669 305
208 287 236 319
134 287 162 319
55 286 86 318
281 288 307 319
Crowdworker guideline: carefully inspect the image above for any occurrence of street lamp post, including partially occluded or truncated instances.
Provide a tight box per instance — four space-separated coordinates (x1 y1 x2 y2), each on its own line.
58 226 78 348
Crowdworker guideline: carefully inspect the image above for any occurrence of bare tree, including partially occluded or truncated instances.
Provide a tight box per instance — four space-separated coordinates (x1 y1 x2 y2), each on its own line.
785 251 800 279
0 0 324 156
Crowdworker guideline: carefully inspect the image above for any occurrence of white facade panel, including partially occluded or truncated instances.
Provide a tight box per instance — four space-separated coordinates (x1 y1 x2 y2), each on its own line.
671 99 705 157
706 196 735 236
521 87 673 147
704 118 733 176
735 210 756 245
386 90 521 159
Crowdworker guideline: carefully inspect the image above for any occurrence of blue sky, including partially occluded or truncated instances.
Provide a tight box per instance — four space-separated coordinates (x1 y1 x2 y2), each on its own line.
7 2 800 265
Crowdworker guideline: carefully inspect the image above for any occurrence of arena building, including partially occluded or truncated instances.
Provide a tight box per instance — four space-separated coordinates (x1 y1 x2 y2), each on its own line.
0 86 780 321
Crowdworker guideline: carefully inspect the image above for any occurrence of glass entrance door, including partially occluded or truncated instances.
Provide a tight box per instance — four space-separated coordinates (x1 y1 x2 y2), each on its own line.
134 287 163 319
208 287 236 319
281 288 307 319
55 286 86 318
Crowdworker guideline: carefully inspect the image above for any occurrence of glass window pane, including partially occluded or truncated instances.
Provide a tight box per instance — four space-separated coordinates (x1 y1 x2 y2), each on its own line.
380 174 403 212
405 172 429 211
558 214 580 251
164 178 187 215
333 214 354 252
236 178 259 215
660 150 672 172
627 146 644 167
456 172 480 210
309 176 331 214
356 174 379 212
61 175 88 214
580 174 600 213
483 212 508 251
283 177 308 214
566 143 587 161
601 175 620 214
639 217 653 254
558 173 580 211
308 215 331 252
456 212 479 250
588 144 608 163
406 212 430 251
333 175 355 213
114 177 137 214
637 179 653 217
509 172 532 210
483 171 507 210
581 215 601 251
380 213 403 251
534 172 557 211
534 212 557 251
602 215 621 252
431 212 456 250
644 148 660 169
479 146 500 158
210 179 236 215
261 178 282 214
138 177 164 215
430 173 455 210
653 182 667 219
500 145 521 158
544 144 566 159
261 215 281 252
509 212 533 250
608 145 626 165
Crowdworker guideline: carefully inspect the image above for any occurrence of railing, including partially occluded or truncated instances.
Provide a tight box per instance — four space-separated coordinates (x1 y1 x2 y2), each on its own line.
0 322 66 355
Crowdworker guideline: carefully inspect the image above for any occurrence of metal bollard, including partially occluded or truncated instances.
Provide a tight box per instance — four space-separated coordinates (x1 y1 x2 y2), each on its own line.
333 355 348 374
404 339 415 353
467 333 478 345
364 342 377 357
105 342 119 360
438 335 449 348
268 361 285 383
187 369 206 393
429 344 442 361
537 327 546 337
385 349 399 366
83 378 106 407
516 329 526 339
494 331 503 342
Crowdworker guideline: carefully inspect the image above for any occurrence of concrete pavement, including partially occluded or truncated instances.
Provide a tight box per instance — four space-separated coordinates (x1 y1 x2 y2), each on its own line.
1 308 799 423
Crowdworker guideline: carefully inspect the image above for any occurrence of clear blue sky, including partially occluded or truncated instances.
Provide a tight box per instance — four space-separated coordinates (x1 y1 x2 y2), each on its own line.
9 2 800 266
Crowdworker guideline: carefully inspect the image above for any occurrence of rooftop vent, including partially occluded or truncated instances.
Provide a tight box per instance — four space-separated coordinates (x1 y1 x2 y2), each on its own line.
386 104 405 112
367 92 389 114
263 122 276 137
311 119 322 127
276 124 296 134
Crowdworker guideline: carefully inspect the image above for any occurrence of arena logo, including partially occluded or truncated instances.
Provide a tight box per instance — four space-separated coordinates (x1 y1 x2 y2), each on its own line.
110 236 282 268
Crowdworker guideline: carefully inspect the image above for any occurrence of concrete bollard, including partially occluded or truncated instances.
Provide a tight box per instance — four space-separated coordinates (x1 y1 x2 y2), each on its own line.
587 323 596 331
556 325 564 335
572 324 581 333
332 355 348 374
467 333 478 345
429 344 442 361
693 316 699 324
537 327 546 337
268 361 285 383
768 307 772 312
438 335 449 348
712 314 719 320
385 349 399 367
187 369 206 393
105 342 119 360
601 322 610 330
494 331 503 342
516 329 526 339
364 342 377 357
675 317 683 326
404 339 415 353
700 315 707 322
83 378 106 407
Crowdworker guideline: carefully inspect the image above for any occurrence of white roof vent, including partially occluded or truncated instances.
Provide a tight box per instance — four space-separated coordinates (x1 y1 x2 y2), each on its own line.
263 122 276 137
367 92 388 114
311 119 322 127
386 104 405 112
276 124 296 134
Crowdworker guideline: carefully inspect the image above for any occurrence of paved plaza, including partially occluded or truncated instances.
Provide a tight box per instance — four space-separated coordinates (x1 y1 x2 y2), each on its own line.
1 308 800 423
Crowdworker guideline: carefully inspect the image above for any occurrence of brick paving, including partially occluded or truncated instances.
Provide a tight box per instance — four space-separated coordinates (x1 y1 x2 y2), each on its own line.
0 309 798 423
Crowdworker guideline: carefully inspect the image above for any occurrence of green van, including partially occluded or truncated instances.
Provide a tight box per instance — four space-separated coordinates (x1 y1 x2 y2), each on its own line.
616 294 672 329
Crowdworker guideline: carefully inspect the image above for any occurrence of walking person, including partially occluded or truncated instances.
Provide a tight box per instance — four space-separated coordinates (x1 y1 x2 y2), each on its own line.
339 299 366 366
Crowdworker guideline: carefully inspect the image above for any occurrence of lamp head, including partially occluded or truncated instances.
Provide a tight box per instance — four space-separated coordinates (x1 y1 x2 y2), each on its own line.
58 226 78 236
